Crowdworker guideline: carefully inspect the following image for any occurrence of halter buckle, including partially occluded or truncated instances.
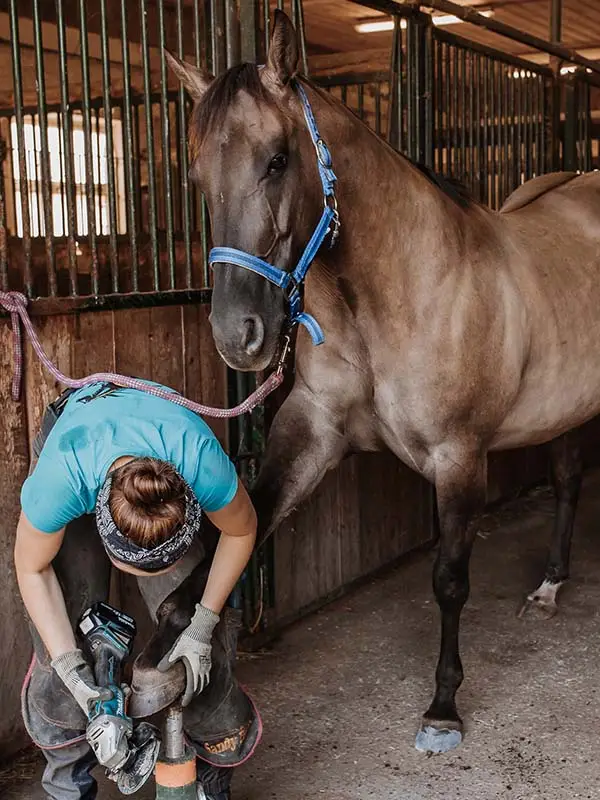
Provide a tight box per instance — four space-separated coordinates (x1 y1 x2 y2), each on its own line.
276 333 292 376
282 274 300 302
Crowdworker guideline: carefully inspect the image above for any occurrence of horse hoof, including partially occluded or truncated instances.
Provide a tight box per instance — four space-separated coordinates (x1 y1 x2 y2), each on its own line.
415 723 463 753
517 580 561 620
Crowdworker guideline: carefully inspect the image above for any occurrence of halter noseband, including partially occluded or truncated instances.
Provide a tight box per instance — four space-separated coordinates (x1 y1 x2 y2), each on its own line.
208 82 340 346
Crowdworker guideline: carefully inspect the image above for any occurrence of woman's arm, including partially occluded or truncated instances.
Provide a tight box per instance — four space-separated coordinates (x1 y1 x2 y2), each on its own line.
13 511 76 659
202 479 258 614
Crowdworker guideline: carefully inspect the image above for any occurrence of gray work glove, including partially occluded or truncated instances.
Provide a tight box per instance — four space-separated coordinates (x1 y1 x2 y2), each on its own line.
51 649 112 717
157 603 219 707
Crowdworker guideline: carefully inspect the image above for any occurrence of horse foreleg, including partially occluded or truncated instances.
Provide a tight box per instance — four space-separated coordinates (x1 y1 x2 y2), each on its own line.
519 430 582 619
252 383 347 544
416 448 487 754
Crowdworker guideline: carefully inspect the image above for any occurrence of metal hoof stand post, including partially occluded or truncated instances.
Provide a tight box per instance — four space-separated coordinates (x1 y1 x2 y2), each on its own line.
155 706 197 800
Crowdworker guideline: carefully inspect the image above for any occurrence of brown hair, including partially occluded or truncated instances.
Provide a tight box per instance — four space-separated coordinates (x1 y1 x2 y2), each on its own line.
109 458 187 548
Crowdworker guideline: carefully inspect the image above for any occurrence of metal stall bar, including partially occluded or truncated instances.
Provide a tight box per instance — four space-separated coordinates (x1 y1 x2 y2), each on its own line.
32 0 56 296
99 0 120 292
140 0 160 290
177 0 194 287
56 0 79 296
120 0 140 290
78 0 99 295
157 0 177 289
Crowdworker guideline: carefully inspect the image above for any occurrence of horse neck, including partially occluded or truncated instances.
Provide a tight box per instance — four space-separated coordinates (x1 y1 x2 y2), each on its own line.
303 82 478 290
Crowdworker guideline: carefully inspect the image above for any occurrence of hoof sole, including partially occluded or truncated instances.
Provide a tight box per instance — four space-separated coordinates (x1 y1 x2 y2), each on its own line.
415 725 463 753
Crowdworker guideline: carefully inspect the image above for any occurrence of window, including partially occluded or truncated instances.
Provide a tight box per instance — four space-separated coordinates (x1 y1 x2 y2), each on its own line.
8 112 126 238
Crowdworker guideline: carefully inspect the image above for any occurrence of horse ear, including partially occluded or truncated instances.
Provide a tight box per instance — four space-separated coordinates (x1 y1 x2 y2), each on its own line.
165 50 214 102
264 9 299 87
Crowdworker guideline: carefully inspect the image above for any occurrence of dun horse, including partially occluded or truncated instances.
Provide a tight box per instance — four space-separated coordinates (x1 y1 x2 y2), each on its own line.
167 12 599 752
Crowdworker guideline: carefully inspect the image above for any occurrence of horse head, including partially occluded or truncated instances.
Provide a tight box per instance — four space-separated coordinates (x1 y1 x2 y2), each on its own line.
167 11 329 371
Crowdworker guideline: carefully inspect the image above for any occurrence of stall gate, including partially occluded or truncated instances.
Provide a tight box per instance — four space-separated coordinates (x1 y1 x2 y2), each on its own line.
1 0 598 759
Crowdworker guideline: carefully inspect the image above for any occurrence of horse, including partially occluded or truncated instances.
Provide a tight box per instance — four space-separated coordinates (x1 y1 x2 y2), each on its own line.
166 10 599 753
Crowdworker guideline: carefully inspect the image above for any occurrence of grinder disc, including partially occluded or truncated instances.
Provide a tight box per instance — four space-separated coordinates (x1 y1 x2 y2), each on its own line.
114 722 161 795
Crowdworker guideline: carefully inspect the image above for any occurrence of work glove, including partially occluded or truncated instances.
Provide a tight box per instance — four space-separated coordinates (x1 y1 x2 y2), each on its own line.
51 648 112 717
157 603 219 707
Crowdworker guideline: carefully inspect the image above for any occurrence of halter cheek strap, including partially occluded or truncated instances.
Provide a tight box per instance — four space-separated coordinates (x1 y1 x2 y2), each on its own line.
208 82 340 346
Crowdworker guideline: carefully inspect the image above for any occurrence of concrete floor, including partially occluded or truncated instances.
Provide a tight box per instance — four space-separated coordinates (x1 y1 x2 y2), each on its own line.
3 474 600 800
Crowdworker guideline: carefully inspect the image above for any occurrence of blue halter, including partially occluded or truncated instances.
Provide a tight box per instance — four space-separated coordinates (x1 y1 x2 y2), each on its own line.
208 82 340 346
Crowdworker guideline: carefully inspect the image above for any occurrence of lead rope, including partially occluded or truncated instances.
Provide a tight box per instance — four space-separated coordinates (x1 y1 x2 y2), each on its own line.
0 291 286 418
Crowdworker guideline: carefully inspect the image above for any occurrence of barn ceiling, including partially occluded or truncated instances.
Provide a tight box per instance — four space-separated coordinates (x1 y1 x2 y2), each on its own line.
306 0 600 74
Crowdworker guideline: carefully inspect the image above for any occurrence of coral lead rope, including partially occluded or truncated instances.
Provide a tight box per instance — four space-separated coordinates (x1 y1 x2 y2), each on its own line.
209 81 340 347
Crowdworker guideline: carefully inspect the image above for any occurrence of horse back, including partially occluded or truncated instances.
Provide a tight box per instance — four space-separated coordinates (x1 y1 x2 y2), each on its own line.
500 172 579 215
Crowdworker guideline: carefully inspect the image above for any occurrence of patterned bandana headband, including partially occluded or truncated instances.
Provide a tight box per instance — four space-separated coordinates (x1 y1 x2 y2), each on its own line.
95 472 201 572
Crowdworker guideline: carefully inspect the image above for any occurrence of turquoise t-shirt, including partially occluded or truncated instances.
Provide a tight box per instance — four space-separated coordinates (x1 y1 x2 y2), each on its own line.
21 382 238 533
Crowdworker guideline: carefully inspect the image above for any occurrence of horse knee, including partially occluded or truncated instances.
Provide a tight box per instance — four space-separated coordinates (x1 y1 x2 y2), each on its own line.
433 558 470 610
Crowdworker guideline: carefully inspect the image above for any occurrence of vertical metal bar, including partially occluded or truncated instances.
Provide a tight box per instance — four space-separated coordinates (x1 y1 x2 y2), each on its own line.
225 0 241 68
585 81 592 171
489 59 496 209
358 84 365 122
387 15 400 148
505 65 512 197
436 38 443 172
445 41 451 174
79 0 99 294
157 0 176 289
11 3 33 292
263 0 270 65
452 45 458 176
95 109 102 234
140 0 160 289
513 65 520 188
240 0 258 63
524 73 532 179
482 56 492 206
193 0 202 67
296 0 309 75
177 0 193 287
211 0 227 76
536 74 542 175
460 48 466 180
201 194 210 286
469 53 475 192
424 20 433 168
120 0 139 290
56 0 78 295
99 0 119 291
407 18 416 161
32 0 57 295
476 54 483 201
375 83 382 137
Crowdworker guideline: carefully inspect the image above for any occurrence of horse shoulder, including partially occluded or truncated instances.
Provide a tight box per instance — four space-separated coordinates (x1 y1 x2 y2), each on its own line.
499 172 579 215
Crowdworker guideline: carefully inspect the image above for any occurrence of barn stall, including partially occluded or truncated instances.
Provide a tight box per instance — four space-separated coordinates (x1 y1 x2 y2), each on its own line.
1 0 600 791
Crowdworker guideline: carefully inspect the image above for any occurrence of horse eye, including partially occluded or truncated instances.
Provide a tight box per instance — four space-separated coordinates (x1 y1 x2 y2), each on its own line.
267 153 288 176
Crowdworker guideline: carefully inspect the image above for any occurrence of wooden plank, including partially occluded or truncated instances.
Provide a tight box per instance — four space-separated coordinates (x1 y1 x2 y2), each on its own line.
148 306 184 391
113 308 152 378
0 321 33 756
71 311 115 376
182 304 228 446
24 314 74 454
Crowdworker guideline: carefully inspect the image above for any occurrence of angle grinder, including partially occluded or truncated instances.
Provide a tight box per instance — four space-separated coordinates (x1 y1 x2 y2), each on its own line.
78 602 161 795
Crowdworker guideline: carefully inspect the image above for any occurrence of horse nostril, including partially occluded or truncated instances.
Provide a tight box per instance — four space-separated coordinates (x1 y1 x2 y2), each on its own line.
241 316 265 357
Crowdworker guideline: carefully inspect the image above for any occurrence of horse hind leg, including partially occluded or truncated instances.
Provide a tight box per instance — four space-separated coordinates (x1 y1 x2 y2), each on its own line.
519 430 582 619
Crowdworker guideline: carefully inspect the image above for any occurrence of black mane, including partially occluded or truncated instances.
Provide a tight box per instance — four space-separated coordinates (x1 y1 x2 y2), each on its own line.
413 162 474 209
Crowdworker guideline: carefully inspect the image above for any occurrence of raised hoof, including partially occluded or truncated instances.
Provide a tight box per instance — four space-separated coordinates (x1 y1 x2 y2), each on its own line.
415 721 463 753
